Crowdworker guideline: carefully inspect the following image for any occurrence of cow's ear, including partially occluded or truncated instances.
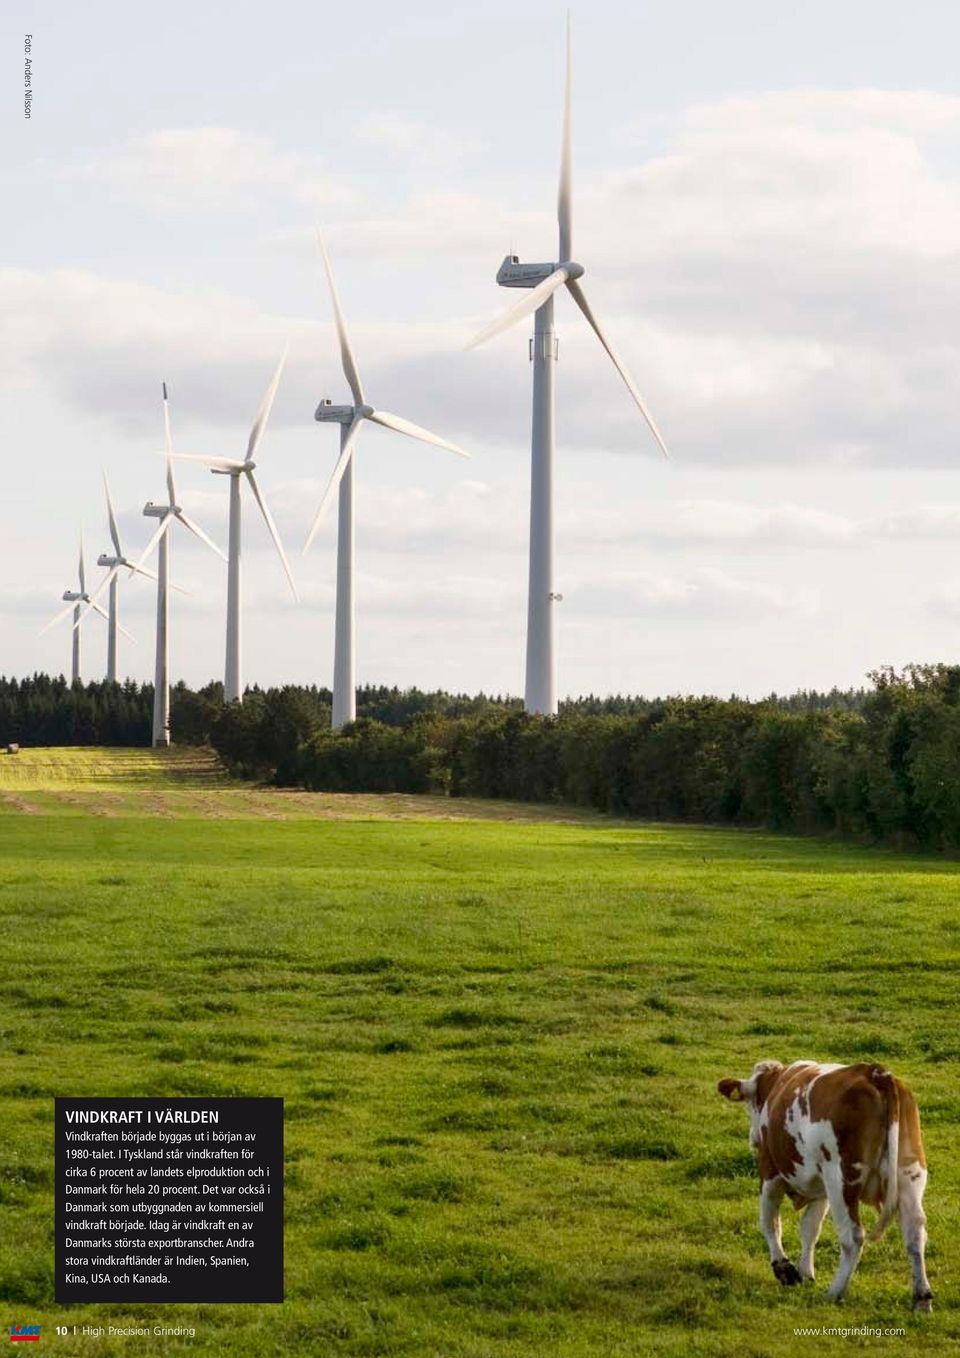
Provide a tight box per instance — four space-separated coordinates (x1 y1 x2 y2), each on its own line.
718 1077 745 1102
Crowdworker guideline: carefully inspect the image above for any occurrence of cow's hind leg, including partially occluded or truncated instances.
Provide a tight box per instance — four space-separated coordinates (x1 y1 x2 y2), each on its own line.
899 1163 932 1312
798 1197 829 1281
760 1177 802 1286
822 1163 864 1301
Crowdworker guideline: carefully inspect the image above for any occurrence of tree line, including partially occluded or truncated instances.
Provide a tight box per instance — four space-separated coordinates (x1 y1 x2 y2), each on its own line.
0 676 523 747
0 675 869 751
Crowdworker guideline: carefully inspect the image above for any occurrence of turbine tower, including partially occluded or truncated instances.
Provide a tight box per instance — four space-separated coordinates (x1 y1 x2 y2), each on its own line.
40 533 129 681
133 383 225 746
304 233 469 729
169 351 298 703
467 17 670 714
97 471 159 683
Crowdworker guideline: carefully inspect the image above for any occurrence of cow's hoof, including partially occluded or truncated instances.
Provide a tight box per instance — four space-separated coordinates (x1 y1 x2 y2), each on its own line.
772 1260 803 1286
913 1293 933 1314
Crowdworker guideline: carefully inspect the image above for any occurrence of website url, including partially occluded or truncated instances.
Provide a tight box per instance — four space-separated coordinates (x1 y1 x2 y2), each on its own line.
794 1327 905 1339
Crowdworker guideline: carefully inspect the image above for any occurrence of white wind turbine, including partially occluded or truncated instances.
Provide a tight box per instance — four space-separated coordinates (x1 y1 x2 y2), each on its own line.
97 471 160 683
467 17 670 715
168 351 298 703
39 532 131 682
304 233 470 729
131 383 226 746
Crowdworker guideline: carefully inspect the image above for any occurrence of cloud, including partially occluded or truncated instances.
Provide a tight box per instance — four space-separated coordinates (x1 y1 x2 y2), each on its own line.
0 267 474 447
565 565 818 620
69 127 353 212
872 505 960 540
563 498 860 548
286 568 519 621
925 583 960 619
273 476 525 556
20 90 960 469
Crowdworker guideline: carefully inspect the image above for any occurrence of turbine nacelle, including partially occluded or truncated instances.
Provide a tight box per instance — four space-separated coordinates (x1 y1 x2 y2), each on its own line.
62 590 86 603
496 255 584 288
143 501 175 519
315 400 356 425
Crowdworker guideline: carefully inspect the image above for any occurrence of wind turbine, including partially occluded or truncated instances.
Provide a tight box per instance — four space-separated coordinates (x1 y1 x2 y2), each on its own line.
97 471 159 683
39 532 131 682
167 351 298 703
132 383 226 746
304 232 470 729
467 16 670 715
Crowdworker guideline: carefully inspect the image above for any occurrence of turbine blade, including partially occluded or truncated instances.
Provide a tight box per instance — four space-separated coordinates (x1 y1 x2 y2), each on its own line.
126 561 159 582
466 268 569 349
89 600 135 642
245 468 299 601
368 408 469 459
162 381 177 505
246 345 288 463
103 471 122 556
127 515 172 579
176 510 228 562
86 563 121 612
166 452 246 472
566 278 671 460
78 532 86 594
303 415 363 553
316 228 364 405
39 598 80 637
558 12 573 262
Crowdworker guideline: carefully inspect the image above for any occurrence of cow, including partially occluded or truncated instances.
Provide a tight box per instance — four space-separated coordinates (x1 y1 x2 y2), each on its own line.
718 1060 932 1310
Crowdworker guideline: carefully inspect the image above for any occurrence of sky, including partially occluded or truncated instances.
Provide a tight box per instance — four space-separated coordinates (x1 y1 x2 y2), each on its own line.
5 0 960 699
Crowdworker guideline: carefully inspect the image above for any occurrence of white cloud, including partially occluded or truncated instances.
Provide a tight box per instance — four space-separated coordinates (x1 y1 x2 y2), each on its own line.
0 267 473 444
566 565 818 620
288 568 518 620
872 505 960 539
926 583 960 619
682 89 960 139
18 89 960 469
564 498 860 548
275 477 524 556
13 87 960 501
69 127 353 212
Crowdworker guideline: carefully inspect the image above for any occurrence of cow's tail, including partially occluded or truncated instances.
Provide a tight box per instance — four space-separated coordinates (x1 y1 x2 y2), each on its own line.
869 1066 900 1241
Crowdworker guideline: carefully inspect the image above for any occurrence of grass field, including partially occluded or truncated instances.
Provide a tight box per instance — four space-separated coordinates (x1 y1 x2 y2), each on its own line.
1 749 958 1355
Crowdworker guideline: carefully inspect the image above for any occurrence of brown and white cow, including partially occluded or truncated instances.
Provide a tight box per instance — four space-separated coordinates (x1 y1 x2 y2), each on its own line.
718 1060 931 1310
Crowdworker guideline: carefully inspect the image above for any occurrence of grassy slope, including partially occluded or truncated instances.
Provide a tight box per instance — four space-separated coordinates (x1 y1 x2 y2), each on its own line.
0 746 609 823
0 754 958 1355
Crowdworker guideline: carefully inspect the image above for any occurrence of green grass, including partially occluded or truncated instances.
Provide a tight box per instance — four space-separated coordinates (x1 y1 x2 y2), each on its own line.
0 756 958 1355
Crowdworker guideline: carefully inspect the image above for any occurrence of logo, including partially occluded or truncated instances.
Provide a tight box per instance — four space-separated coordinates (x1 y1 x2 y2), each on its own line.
9 1325 40 1343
